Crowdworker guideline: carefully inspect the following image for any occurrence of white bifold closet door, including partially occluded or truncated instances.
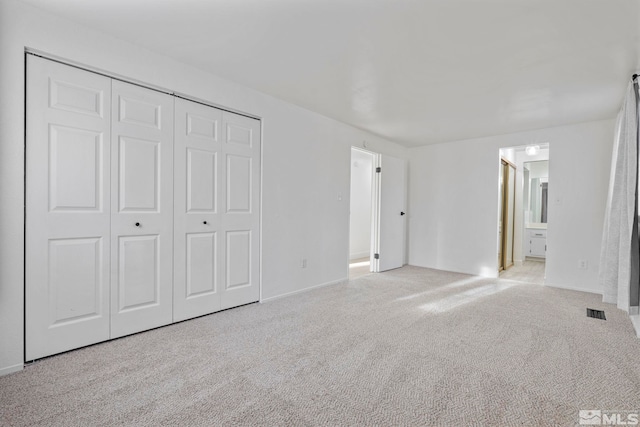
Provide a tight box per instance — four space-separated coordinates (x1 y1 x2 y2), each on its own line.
173 98 260 321
26 57 174 359
110 80 174 338
26 57 112 360
26 55 260 360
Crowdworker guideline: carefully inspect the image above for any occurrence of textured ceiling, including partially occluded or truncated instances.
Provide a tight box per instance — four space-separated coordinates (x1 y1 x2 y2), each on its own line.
18 0 640 146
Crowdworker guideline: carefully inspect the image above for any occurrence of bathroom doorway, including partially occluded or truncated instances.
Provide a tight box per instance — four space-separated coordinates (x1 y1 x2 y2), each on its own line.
498 144 550 284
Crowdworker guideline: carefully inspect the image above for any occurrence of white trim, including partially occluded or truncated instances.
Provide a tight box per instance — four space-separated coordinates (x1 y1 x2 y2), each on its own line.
258 116 265 305
544 282 603 296
0 363 23 377
630 314 640 338
24 49 262 121
371 152 382 272
260 277 347 303
407 263 499 279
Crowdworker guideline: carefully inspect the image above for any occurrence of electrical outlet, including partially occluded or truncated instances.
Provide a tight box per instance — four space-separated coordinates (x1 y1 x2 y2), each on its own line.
578 259 588 270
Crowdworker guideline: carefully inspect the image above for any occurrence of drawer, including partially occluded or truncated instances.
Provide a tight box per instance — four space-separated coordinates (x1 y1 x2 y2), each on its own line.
528 229 547 238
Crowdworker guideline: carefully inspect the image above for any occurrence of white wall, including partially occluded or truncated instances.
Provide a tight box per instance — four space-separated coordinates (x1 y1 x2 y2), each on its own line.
349 149 373 260
527 160 549 179
0 0 407 375
408 119 614 295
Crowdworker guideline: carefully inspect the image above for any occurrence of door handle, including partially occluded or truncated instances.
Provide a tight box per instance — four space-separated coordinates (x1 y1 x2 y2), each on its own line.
135 222 141 227
400 212 406 216
203 221 208 225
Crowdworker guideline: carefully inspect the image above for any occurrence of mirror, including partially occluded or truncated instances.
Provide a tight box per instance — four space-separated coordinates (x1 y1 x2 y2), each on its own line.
523 160 548 226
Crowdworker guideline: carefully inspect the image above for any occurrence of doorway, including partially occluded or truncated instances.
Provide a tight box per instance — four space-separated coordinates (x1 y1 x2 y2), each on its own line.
349 148 374 279
349 147 407 279
498 144 550 285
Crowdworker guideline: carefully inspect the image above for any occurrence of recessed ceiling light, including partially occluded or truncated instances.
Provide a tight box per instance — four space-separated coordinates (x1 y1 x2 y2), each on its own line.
525 145 540 156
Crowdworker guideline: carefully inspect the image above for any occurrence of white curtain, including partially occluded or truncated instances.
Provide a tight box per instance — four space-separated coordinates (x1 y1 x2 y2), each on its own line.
599 80 638 312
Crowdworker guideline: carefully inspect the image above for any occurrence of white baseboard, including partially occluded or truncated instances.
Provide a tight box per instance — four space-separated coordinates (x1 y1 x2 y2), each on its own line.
260 277 347 303
407 262 495 279
0 363 23 377
544 282 603 296
349 252 369 261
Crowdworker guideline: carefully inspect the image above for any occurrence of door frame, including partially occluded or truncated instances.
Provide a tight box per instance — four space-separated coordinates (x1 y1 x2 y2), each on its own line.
348 146 407 275
497 144 551 279
499 158 516 272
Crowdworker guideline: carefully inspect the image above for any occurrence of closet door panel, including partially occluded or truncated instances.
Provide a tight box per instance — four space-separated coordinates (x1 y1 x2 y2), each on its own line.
26 56 112 360
226 230 252 289
187 149 217 212
186 232 217 296
117 235 160 311
220 112 261 309
118 136 160 211
173 99 222 321
110 81 174 338
226 155 252 213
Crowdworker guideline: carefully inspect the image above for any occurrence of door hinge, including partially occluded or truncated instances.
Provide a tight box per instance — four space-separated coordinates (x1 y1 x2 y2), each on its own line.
376 167 381 173
374 253 380 259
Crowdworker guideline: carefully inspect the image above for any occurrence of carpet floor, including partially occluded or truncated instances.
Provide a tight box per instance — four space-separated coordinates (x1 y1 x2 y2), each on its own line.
349 258 371 280
1 266 640 426
499 260 546 285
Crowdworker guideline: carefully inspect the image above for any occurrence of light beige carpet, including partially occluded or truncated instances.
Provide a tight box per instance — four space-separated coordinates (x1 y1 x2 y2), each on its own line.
500 260 546 284
349 258 371 280
2 266 640 426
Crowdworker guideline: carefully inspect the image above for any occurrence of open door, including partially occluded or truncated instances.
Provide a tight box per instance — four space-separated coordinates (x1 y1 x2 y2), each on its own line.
499 158 516 271
373 154 407 272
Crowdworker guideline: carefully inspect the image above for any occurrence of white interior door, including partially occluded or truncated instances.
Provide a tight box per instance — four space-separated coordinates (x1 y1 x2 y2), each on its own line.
220 112 261 309
173 98 223 321
374 154 406 272
110 80 174 338
26 56 112 360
